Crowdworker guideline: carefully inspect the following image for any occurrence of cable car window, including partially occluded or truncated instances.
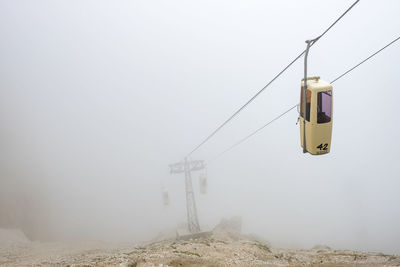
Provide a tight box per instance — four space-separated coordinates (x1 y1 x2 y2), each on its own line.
317 90 332 123
300 87 311 121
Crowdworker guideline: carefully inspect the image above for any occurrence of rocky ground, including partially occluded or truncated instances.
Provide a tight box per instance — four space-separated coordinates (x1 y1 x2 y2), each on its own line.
1 225 399 267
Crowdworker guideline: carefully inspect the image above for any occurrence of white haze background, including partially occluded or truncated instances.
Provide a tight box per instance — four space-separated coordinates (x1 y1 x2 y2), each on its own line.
1 0 399 254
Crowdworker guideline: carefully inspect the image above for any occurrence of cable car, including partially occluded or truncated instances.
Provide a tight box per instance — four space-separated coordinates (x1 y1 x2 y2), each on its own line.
162 188 169 206
299 76 332 155
199 173 207 194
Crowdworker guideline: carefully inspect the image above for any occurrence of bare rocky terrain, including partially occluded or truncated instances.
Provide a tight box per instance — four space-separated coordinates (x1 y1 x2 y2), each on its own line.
1 226 399 267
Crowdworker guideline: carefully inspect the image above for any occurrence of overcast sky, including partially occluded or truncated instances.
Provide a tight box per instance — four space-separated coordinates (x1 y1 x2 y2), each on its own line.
1 0 399 254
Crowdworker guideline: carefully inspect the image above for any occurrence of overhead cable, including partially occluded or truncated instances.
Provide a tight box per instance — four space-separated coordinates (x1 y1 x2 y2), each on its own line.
186 0 360 157
209 34 400 162
209 104 298 163
330 35 400 84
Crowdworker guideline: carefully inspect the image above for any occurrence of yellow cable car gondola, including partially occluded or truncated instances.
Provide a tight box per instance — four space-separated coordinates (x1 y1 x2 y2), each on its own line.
299 39 333 155
299 76 332 155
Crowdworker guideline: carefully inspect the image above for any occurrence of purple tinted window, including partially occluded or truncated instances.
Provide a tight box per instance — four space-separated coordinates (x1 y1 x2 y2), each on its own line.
317 90 332 123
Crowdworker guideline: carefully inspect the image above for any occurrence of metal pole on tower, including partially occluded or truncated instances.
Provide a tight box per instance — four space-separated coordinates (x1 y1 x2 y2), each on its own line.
184 157 200 233
169 159 204 234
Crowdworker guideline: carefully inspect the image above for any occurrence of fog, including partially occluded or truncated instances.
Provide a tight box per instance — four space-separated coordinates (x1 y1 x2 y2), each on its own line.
1 0 400 255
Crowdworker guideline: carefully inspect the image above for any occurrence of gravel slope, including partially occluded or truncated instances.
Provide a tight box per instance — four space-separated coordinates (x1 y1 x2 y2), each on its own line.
1 229 399 267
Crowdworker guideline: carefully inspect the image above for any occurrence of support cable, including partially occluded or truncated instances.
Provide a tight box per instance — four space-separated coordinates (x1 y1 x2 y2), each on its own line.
186 0 360 157
208 35 400 163
330 36 400 84
209 104 298 163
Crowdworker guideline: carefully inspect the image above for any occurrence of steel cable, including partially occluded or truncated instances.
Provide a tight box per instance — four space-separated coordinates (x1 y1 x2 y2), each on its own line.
208 35 400 163
330 36 400 84
186 0 360 157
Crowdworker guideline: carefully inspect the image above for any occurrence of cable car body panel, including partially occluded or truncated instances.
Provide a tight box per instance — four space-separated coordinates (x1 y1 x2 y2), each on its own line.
299 77 333 155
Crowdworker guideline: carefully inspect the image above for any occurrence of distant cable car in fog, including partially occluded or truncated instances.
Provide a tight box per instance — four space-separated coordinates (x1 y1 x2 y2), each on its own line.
199 172 207 194
299 76 333 155
162 188 169 206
